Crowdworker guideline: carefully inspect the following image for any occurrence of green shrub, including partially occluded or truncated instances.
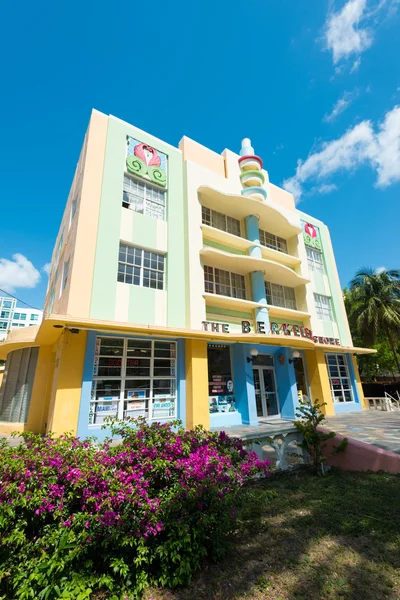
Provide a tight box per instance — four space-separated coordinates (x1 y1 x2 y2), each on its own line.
0 419 270 599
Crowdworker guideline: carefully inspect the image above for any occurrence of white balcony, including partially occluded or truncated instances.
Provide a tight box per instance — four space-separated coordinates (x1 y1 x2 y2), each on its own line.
201 224 302 268
198 185 302 239
200 246 310 288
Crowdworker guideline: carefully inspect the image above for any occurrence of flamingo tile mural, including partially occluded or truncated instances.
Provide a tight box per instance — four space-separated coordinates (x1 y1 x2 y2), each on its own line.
301 220 323 251
126 137 168 187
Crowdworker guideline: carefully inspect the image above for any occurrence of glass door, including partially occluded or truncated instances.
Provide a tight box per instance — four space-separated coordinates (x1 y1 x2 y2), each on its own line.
293 356 311 404
253 368 263 417
252 366 280 417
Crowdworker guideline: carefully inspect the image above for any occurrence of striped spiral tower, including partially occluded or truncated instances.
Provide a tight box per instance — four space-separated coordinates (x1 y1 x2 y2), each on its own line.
238 138 268 202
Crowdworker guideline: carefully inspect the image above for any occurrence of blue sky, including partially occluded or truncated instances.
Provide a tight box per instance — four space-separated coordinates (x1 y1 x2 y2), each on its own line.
0 0 399 309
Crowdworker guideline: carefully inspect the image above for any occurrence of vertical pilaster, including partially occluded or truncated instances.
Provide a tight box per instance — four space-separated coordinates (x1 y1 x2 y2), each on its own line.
275 347 299 419
303 349 335 416
47 330 88 435
185 340 210 429
26 345 54 433
231 343 258 425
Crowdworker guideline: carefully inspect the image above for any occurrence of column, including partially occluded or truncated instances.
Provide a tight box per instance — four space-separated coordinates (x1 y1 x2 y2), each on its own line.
246 215 269 332
185 339 210 430
275 347 299 420
231 343 258 425
303 349 335 416
47 330 88 435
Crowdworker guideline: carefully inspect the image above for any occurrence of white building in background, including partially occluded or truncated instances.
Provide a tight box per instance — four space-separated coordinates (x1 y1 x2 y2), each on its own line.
0 297 43 342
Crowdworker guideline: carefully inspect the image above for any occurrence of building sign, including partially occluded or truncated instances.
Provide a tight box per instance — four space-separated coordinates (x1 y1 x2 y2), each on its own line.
301 220 322 251
202 320 340 346
126 137 167 187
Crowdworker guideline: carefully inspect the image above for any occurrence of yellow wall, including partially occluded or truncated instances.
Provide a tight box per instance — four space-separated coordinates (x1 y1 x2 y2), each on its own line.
25 345 54 433
304 349 335 415
185 339 210 429
46 330 87 435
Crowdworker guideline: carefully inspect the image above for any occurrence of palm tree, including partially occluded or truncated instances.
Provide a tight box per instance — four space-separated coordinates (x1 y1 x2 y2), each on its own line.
347 268 400 373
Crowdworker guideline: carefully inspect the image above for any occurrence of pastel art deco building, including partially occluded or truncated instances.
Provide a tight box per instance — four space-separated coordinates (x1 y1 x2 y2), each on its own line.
0 110 373 437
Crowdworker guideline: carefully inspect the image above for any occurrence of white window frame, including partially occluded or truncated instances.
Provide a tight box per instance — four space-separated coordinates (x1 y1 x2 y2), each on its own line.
90 337 177 425
265 281 297 310
123 175 166 221
314 293 333 321
306 246 324 273
201 206 241 237
69 199 77 229
61 258 70 296
259 229 288 254
204 265 246 299
118 243 165 290
326 354 353 403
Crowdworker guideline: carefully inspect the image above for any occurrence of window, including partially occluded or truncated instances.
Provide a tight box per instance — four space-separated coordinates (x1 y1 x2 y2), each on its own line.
0 347 39 422
30 314 39 321
61 258 70 294
207 344 236 414
204 266 246 299
13 313 20 320
314 293 333 321
90 337 177 424
259 229 288 253
326 354 353 403
117 243 165 290
56 231 64 262
265 281 297 310
70 199 77 227
306 246 324 273
0 311 10 319
3 301 12 309
0 322 8 330
20 313 27 321
201 206 241 237
122 176 166 221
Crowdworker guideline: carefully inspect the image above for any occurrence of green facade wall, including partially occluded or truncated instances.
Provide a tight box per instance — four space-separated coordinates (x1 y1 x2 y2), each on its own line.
90 116 187 327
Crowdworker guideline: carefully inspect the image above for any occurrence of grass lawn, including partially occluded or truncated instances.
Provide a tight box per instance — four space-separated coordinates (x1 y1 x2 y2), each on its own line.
146 470 400 600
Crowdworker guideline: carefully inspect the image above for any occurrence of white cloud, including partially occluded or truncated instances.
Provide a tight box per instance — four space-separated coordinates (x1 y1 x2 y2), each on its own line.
323 90 358 122
42 263 51 276
350 57 362 72
283 105 400 202
375 266 387 273
0 254 41 294
312 183 339 194
324 0 396 67
325 0 373 64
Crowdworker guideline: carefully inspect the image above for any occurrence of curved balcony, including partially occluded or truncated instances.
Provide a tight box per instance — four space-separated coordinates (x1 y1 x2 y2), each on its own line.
267 304 311 321
201 224 302 268
198 185 302 239
200 247 310 288
203 292 264 312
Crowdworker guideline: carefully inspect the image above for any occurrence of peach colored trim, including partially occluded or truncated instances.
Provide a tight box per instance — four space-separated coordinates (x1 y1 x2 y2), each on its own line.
320 427 400 473
179 136 225 178
66 110 109 317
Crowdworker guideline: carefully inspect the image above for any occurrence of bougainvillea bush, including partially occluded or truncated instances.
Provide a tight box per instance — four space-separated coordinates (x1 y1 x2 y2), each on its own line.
0 419 270 600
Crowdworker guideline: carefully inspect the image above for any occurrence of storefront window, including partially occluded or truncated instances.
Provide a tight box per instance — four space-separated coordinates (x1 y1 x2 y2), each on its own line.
90 337 177 425
326 354 353 403
207 344 236 414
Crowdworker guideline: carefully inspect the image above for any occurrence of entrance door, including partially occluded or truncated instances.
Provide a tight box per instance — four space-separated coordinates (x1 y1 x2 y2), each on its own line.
253 366 280 417
293 356 310 404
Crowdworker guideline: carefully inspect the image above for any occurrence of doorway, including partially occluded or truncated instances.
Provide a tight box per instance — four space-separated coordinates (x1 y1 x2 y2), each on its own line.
293 355 311 404
253 365 280 418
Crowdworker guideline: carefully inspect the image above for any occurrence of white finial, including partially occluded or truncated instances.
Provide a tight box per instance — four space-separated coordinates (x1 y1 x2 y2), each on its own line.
240 138 254 157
